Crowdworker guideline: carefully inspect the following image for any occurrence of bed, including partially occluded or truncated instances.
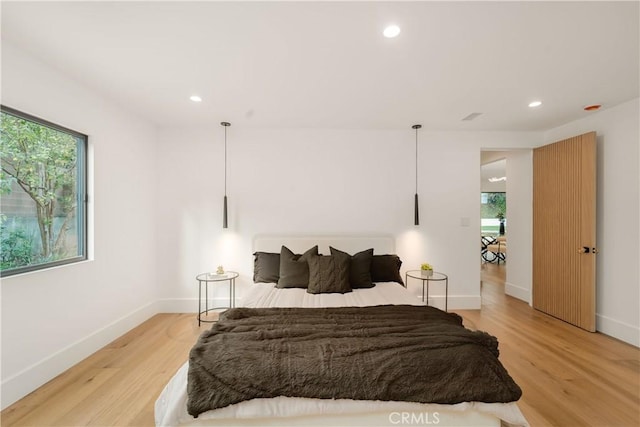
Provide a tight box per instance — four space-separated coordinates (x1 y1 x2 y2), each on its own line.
155 236 529 427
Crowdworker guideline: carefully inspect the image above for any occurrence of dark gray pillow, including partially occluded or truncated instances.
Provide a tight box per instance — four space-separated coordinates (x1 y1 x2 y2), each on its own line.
371 254 404 285
329 247 374 288
253 252 280 283
306 251 352 294
277 245 318 288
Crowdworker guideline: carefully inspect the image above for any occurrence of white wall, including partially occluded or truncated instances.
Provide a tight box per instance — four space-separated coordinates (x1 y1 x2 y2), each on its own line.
481 178 506 193
155 127 540 312
504 150 533 302
1 42 159 408
480 154 507 193
544 98 640 346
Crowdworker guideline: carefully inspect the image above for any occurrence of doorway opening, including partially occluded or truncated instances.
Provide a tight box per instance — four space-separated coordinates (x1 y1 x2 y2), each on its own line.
479 149 534 306
481 152 508 293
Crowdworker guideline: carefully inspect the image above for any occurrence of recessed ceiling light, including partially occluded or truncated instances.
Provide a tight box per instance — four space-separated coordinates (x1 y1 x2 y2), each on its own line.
528 101 542 108
584 104 602 111
190 95 202 102
383 25 401 38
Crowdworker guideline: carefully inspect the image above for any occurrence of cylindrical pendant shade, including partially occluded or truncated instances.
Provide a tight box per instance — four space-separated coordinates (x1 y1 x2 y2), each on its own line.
221 121 231 229
223 195 228 229
412 124 421 226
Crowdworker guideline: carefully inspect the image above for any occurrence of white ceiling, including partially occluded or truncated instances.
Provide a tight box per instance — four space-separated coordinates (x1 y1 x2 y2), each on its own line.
2 1 638 130
481 158 506 181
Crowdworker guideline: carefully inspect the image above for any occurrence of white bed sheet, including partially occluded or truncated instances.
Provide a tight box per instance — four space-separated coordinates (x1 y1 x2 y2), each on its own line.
241 281 423 308
155 282 529 427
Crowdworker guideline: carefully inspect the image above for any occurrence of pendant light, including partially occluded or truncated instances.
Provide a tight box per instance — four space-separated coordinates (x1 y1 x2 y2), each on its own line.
221 121 230 228
412 124 422 226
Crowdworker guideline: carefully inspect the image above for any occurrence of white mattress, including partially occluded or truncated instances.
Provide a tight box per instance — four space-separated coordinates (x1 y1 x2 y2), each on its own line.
241 281 422 308
155 282 529 427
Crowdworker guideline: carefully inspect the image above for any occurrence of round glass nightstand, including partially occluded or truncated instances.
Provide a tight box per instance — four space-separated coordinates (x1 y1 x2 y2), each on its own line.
196 272 238 325
405 270 448 312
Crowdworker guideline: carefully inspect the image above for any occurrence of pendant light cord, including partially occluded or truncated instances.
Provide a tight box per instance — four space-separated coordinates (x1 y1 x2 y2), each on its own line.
415 127 418 194
224 125 227 197
412 124 422 193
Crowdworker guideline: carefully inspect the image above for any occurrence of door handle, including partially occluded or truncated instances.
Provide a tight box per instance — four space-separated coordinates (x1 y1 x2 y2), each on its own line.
577 246 599 254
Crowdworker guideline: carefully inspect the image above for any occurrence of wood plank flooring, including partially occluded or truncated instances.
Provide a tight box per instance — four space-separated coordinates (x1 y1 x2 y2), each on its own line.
467 263 640 426
2 265 639 426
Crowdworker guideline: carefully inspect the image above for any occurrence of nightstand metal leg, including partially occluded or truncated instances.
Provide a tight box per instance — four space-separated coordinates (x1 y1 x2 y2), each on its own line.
445 277 448 312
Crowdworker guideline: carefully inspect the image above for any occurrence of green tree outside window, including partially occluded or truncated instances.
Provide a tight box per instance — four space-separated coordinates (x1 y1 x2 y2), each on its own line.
0 107 87 275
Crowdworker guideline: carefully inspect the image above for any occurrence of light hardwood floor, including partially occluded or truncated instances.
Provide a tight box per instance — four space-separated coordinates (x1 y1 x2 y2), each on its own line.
2 265 639 426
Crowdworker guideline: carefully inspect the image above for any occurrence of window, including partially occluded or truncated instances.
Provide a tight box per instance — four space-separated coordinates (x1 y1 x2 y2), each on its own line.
0 106 87 277
481 192 506 235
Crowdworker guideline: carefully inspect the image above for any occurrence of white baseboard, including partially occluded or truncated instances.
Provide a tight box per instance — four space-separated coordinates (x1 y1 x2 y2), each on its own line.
596 313 640 347
424 295 481 310
157 297 239 313
504 281 531 304
500 286 637 347
1 301 158 410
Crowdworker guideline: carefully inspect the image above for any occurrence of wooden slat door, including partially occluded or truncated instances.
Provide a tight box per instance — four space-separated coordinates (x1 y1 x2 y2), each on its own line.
532 132 597 331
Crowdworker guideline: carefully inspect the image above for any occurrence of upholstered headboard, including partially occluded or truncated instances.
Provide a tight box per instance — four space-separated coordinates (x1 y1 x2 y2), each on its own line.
252 234 395 255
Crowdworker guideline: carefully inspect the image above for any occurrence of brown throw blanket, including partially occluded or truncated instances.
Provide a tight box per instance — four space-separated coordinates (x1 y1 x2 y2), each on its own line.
187 305 522 417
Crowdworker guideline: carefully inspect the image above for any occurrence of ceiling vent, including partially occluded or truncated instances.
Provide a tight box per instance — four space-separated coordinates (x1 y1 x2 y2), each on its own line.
462 112 483 121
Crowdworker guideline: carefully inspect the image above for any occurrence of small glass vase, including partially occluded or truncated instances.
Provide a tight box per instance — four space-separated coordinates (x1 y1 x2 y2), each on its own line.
421 269 433 277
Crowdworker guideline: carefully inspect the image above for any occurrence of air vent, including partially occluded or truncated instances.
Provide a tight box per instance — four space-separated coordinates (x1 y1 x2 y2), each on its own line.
462 112 483 121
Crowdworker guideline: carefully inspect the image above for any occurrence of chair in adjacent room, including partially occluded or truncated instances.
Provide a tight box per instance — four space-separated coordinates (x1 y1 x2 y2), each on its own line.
486 236 507 264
